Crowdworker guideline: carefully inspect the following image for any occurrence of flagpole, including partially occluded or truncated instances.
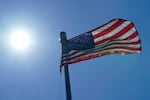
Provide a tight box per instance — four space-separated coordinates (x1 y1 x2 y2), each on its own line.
60 32 72 100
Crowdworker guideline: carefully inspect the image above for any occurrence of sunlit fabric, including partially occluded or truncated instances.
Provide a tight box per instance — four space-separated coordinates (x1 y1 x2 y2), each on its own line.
60 18 142 70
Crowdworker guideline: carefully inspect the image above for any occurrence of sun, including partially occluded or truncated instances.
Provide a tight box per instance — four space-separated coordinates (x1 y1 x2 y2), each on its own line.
10 30 30 50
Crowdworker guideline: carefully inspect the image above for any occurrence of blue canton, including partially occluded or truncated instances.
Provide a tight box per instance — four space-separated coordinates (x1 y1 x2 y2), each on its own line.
67 32 95 51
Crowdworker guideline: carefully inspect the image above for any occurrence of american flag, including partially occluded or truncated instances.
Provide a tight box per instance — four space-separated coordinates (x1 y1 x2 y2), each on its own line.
60 18 141 69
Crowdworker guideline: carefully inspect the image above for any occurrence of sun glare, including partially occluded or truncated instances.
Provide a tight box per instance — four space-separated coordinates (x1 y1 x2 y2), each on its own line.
10 30 30 50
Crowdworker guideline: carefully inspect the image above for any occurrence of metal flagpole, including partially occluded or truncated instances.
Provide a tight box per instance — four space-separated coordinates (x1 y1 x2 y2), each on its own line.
60 32 72 100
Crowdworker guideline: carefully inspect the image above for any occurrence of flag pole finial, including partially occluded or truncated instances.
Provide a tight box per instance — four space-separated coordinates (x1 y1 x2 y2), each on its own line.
60 31 67 43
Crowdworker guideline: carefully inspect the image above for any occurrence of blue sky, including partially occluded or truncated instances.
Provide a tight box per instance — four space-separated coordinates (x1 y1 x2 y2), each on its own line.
0 0 150 100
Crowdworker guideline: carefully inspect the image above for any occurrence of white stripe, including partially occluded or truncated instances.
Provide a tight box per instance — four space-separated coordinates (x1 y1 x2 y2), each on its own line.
63 36 140 60
88 35 140 53
93 39 140 53
63 52 84 60
118 27 136 40
94 30 139 47
63 50 77 56
63 35 140 61
84 43 140 55
65 49 140 64
62 43 140 61
96 44 141 51
113 36 139 44
62 48 140 64
94 21 131 43
62 60 71 64
92 19 119 35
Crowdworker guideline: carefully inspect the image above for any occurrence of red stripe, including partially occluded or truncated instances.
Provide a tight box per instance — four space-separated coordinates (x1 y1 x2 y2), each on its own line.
93 19 125 39
110 23 134 39
124 31 138 40
62 52 87 63
61 50 137 66
61 43 141 64
95 23 134 45
71 54 101 64
100 40 141 49
63 51 78 57
60 19 141 70
114 40 141 44
60 50 132 68
68 51 135 64
124 31 142 51
61 46 141 68
102 46 141 51
88 19 117 33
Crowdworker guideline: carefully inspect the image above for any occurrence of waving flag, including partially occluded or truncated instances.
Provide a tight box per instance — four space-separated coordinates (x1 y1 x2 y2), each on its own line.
60 18 141 69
